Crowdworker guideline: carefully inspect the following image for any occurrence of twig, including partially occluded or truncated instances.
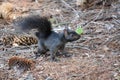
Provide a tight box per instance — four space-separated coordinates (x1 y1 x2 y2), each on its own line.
69 68 112 78
60 0 79 23
52 22 71 27
60 0 79 16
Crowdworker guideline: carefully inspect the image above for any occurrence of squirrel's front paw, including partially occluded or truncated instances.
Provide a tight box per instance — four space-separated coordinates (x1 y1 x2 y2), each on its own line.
50 57 60 62
63 53 72 57
51 59 60 62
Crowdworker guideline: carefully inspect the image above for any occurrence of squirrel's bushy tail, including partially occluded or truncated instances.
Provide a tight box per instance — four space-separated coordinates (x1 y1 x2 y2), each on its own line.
14 15 52 38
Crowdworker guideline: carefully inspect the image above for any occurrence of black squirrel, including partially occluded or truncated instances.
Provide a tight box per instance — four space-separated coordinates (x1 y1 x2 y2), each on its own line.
14 15 80 61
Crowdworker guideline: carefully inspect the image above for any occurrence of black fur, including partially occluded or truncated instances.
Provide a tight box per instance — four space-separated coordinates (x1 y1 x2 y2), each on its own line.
14 15 80 61
15 15 52 38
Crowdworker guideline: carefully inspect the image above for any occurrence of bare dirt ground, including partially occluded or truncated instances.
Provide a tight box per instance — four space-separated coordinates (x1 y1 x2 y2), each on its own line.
0 0 120 80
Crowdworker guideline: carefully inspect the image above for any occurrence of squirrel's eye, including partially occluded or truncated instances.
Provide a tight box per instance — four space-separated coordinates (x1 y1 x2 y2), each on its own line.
70 34 74 37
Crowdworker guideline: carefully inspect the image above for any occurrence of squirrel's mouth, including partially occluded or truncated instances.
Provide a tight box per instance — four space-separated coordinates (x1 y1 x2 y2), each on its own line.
67 35 81 42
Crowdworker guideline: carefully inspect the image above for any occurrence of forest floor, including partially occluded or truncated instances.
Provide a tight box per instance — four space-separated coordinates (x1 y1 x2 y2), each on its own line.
0 0 120 80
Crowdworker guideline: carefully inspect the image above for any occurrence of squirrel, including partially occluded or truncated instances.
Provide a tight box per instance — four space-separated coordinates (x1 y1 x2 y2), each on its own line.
14 15 80 61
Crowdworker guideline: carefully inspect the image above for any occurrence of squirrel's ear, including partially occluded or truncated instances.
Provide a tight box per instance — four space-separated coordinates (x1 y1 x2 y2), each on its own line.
65 26 69 30
64 28 68 37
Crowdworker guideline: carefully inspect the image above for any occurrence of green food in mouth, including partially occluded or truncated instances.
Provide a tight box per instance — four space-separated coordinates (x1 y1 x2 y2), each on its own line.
75 26 83 35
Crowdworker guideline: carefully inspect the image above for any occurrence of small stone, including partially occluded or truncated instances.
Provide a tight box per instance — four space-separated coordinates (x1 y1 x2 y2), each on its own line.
45 77 54 80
